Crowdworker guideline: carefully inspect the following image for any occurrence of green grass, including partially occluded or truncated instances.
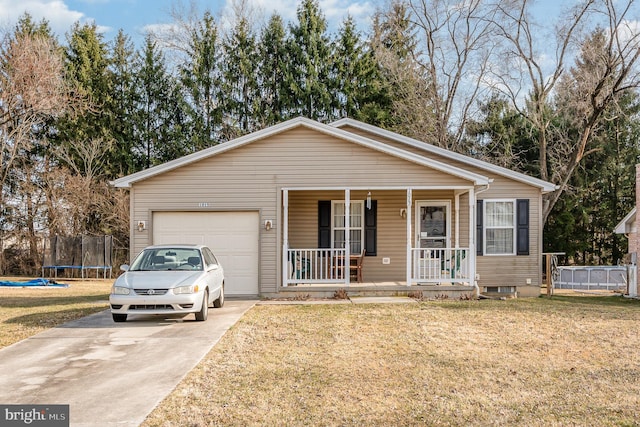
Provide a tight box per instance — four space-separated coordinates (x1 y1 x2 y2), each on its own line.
143 295 640 427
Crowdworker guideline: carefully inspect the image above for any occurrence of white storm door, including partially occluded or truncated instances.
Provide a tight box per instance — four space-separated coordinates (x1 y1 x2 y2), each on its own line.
415 201 451 249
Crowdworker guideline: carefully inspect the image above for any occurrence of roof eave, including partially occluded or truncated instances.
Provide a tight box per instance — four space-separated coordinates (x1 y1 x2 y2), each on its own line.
614 208 636 234
332 118 557 193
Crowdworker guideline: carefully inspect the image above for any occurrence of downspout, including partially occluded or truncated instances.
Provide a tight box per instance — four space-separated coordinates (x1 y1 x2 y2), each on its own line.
473 184 491 299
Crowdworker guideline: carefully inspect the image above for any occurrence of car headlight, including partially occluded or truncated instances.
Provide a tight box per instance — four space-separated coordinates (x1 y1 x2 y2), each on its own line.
174 284 200 295
112 286 130 295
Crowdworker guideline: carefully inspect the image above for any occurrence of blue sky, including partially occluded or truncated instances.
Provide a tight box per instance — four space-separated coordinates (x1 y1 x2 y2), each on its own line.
0 0 379 43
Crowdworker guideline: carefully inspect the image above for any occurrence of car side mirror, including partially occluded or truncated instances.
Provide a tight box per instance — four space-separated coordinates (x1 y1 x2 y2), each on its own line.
120 264 130 272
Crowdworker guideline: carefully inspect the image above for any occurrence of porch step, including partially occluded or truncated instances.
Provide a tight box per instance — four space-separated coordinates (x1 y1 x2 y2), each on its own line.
266 285 476 300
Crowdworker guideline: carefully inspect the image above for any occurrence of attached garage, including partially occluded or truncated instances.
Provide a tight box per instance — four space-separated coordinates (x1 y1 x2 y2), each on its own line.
152 211 259 296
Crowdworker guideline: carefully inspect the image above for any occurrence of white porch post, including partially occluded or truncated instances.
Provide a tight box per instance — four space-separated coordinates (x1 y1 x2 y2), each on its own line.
406 188 412 286
282 189 289 288
345 189 350 286
454 191 461 248
468 188 476 284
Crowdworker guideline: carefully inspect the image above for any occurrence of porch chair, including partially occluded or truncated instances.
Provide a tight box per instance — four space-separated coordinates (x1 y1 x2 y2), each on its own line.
350 250 366 283
443 251 466 279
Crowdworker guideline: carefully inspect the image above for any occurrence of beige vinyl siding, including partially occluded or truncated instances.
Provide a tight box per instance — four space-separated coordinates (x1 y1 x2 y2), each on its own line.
288 189 465 282
340 125 544 290
476 176 542 289
289 190 409 281
129 128 475 292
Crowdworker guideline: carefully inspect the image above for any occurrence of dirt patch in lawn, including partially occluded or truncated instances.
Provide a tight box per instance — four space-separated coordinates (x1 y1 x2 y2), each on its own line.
143 295 640 426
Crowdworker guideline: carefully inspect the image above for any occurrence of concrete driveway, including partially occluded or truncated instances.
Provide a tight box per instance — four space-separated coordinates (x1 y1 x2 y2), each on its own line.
0 300 256 427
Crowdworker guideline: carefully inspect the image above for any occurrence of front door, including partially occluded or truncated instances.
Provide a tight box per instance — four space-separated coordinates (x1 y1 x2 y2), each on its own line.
416 201 450 248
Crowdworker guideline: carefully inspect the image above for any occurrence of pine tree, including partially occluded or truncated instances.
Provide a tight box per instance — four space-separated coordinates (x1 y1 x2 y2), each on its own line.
179 11 222 150
55 22 113 176
108 29 139 175
286 0 334 121
257 14 289 126
369 1 429 138
221 16 259 138
332 16 392 125
133 35 186 168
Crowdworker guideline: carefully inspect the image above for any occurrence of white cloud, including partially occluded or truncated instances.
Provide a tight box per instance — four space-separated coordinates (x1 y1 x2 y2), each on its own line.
0 0 91 37
220 0 376 33
320 0 376 28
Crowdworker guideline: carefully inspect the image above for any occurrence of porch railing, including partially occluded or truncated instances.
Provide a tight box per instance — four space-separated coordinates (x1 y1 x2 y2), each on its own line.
411 248 470 284
285 248 348 285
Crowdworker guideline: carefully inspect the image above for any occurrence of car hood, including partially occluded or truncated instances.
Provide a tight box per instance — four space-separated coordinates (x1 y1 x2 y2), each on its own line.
115 271 205 289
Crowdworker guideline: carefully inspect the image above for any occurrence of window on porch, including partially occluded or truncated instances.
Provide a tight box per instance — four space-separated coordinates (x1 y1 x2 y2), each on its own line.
332 201 363 255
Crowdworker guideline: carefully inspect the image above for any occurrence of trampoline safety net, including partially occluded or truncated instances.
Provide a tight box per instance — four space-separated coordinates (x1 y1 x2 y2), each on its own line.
42 235 113 278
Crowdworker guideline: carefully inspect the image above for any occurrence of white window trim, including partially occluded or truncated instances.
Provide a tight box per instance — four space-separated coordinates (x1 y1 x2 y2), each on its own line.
483 199 517 256
331 200 364 254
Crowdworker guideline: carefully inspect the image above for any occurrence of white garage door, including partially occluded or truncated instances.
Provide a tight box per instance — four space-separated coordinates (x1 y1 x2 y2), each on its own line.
153 211 259 296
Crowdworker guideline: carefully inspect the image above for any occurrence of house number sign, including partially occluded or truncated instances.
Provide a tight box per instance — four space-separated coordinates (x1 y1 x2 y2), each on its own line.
198 202 210 208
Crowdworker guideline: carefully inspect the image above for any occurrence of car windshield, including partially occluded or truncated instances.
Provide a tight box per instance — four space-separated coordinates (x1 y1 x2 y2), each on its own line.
129 248 203 271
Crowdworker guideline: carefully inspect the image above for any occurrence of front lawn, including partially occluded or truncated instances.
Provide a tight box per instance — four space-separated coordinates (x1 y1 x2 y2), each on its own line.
0 278 112 349
143 295 640 426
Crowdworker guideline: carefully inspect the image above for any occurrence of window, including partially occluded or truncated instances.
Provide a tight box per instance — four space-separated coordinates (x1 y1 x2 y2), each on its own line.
332 201 363 255
484 200 516 255
202 247 219 267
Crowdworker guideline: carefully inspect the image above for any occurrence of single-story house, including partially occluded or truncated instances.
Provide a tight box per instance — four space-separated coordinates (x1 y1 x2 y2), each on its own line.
112 117 557 298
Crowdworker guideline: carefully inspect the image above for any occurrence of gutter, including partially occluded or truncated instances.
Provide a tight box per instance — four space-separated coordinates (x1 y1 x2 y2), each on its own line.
473 184 491 299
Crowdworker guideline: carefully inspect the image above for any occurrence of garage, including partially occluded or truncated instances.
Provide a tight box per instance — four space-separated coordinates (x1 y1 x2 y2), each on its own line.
152 211 259 296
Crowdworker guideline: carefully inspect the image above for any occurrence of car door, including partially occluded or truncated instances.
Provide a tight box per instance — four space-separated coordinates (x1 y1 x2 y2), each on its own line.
202 247 223 296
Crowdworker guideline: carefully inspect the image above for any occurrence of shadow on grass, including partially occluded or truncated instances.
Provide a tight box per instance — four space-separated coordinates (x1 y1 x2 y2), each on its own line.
428 294 640 312
3 305 109 328
539 294 639 307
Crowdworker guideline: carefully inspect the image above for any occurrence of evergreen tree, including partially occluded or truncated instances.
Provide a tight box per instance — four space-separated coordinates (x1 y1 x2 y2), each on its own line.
55 22 113 176
369 1 430 138
332 16 392 125
179 11 222 150
133 35 186 168
286 0 334 121
467 93 538 175
108 29 139 175
221 16 259 138
544 92 640 264
257 14 289 126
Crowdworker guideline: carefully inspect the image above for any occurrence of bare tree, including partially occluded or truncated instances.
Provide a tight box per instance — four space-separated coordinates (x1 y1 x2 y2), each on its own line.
376 0 503 150
0 31 73 273
490 0 640 223
0 32 70 195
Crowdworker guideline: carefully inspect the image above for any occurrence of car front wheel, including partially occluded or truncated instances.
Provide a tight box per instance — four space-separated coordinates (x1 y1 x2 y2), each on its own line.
213 284 224 308
195 290 209 321
112 313 127 322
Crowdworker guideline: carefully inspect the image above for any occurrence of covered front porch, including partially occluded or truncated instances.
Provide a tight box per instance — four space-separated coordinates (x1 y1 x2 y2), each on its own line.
280 186 480 293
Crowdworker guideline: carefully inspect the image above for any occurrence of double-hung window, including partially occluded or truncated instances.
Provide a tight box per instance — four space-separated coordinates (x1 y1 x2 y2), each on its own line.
484 200 516 255
332 201 364 255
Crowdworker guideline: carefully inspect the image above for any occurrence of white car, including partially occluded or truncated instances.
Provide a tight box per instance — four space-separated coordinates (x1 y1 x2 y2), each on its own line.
109 244 224 322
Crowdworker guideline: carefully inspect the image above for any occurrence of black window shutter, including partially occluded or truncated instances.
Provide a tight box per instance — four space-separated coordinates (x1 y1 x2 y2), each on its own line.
318 201 331 248
516 199 530 256
364 200 377 256
476 200 483 256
